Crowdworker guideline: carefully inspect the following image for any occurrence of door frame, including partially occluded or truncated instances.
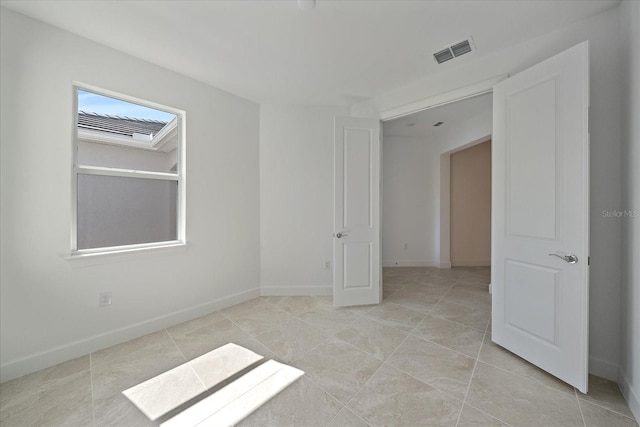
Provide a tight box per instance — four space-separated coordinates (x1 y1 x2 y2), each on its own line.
379 74 506 271
380 75 506 121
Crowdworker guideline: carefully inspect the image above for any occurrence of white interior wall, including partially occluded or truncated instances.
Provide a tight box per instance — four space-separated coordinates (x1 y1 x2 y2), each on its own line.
0 9 260 382
382 136 438 267
356 6 624 382
259 104 348 295
620 0 640 420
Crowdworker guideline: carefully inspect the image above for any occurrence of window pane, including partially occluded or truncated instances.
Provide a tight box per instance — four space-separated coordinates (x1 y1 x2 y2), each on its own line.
77 90 178 173
77 174 178 250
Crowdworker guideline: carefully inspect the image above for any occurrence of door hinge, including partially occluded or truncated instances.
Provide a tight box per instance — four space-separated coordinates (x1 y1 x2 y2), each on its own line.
588 256 590 266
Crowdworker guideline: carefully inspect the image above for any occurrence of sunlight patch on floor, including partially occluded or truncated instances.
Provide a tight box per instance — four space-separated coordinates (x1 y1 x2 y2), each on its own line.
122 342 303 426
163 359 303 426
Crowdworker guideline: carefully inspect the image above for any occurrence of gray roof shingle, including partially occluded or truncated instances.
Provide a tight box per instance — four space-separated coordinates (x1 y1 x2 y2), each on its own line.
78 111 168 137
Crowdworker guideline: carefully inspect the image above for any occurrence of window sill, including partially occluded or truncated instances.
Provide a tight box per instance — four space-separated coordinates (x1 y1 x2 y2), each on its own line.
65 241 188 267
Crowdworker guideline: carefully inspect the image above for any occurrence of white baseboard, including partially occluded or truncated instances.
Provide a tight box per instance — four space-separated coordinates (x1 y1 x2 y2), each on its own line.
0 287 260 383
382 260 436 267
589 356 619 381
260 286 332 296
618 369 640 422
439 261 452 269
451 259 492 267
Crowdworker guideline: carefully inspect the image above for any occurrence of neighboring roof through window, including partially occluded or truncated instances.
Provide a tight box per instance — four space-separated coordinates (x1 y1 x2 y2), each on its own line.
78 110 167 138
77 110 178 152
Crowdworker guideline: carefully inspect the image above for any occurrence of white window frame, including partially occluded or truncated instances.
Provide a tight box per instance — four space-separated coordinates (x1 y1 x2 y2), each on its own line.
70 83 186 258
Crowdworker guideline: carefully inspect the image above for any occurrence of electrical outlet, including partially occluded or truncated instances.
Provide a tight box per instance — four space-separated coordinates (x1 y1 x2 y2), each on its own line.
99 291 112 307
403 243 408 250
324 261 331 270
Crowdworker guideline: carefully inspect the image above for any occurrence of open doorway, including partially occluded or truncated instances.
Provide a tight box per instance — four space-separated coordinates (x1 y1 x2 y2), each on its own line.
381 93 492 273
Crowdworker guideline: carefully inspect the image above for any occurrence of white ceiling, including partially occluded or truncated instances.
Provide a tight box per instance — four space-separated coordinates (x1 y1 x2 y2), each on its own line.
383 92 492 138
1 0 619 105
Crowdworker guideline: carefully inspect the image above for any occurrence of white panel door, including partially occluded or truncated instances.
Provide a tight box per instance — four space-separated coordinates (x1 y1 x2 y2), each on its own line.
333 117 381 307
492 42 590 392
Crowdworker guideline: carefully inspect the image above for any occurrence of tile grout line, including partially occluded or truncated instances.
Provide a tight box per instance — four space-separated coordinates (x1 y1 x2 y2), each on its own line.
454 312 490 427
402 289 490 361
254 312 332 363
221 304 307 362
341 407 372 427
471 320 585 399
164 328 210 394
417 310 488 332
163 328 188 363
575 388 588 427
346 309 417 335
462 401 516 426
440 288 492 311
294 373 367 427
327 323 387 363
295 307 362 333
89 352 96 427
268 296 321 318
289 334 336 366
323 354 388 427
360 302 428 333
291 315 364 365
219 301 296 343
431 295 492 313
576 395 639 421
381 363 466 405
372 283 454 332
473 357 579 397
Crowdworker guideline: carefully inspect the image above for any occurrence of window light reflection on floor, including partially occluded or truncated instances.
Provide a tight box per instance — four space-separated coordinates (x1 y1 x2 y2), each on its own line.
122 343 304 426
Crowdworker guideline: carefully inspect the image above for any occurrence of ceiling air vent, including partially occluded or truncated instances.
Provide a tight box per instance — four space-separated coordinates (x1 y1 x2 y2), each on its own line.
433 37 475 64
451 40 472 57
434 48 454 64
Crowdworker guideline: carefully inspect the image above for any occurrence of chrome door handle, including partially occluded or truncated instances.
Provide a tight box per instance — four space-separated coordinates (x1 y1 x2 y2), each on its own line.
549 253 578 264
333 232 349 238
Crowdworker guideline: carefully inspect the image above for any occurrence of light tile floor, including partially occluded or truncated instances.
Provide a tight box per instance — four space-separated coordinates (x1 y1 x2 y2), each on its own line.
0 267 637 426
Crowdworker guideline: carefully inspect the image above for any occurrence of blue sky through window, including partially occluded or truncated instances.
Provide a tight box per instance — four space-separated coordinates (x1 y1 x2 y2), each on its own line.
78 90 176 122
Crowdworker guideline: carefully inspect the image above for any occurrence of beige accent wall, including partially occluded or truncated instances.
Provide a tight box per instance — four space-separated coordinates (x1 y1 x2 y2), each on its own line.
450 140 491 266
